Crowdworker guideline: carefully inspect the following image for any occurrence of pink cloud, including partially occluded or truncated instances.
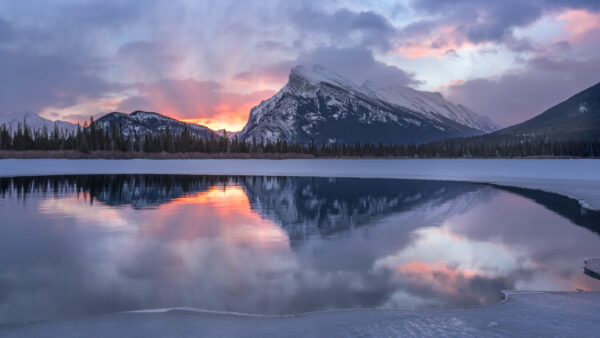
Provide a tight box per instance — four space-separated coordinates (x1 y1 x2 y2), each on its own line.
395 26 475 59
556 9 600 45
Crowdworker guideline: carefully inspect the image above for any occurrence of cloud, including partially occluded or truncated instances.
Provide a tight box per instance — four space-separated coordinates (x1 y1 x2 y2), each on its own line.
117 79 274 131
1 0 599 130
233 61 296 86
297 46 421 86
290 7 397 51
115 41 185 83
404 0 600 53
441 56 600 126
0 49 119 115
0 17 14 43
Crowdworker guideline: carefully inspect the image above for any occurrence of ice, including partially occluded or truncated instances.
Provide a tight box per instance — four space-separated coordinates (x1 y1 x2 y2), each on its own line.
2 291 599 337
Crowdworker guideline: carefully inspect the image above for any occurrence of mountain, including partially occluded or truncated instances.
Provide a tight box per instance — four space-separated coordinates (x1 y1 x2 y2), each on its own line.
215 129 240 138
488 82 600 141
240 176 488 244
94 111 217 139
238 65 498 145
0 112 77 133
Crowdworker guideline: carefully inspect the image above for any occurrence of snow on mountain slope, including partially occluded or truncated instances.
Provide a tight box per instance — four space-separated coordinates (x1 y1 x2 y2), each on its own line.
95 111 216 138
0 112 77 133
238 65 497 145
361 81 498 132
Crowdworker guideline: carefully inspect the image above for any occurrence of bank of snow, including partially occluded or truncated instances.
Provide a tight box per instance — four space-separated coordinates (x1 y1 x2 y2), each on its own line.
1 159 599 210
2 292 599 337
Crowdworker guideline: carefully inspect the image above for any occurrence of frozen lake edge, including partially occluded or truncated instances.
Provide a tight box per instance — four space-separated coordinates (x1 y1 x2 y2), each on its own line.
1 158 600 210
2 159 600 336
2 291 599 337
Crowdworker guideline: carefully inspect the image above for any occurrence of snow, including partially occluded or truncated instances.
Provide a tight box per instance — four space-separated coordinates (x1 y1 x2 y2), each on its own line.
2 291 599 337
0 112 77 133
290 65 360 93
362 82 499 132
1 159 600 210
239 64 499 143
292 64 498 132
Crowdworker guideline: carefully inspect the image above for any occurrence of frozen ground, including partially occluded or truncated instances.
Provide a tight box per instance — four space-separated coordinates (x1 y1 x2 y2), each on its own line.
1 292 599 337
1 159 600 209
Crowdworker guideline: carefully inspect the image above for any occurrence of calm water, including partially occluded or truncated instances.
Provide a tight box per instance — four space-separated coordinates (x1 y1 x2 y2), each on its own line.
1 175 599 324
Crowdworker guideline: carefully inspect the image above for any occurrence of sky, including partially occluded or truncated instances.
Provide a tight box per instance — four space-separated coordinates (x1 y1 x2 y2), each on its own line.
0 0 599 131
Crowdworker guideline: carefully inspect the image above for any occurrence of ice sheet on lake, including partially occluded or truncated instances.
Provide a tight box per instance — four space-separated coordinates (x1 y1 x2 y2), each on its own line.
2 291 599 337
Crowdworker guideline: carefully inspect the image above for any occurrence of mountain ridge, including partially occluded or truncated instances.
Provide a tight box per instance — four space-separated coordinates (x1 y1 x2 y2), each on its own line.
94 110 217 139
238 64 498 145
486 81 600 141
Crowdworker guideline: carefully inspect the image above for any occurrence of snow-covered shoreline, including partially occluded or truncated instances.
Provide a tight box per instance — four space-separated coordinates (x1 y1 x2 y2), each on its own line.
2 291 599 337
1 158 600 210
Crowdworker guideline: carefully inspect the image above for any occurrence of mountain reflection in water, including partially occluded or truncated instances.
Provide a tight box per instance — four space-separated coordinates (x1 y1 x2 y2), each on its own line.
0 175 599 324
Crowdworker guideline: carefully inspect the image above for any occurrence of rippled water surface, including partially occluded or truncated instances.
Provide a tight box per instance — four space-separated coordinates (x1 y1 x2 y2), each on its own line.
1 175 599 324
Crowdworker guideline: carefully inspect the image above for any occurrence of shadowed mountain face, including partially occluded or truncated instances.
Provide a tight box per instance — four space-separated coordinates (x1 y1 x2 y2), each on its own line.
490 82 600 141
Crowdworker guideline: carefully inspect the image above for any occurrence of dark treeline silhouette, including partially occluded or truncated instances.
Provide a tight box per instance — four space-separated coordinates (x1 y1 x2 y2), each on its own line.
1 117 599 157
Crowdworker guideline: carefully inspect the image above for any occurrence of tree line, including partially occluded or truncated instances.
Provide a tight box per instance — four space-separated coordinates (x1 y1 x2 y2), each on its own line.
1 118 598 157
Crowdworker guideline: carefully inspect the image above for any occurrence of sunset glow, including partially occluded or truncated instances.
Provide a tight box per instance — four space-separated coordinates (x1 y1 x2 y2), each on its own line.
2 1 597 129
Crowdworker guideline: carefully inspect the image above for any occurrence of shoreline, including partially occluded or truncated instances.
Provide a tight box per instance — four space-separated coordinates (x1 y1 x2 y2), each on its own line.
1 158 600 210
0 150 597 160
2 291 599 337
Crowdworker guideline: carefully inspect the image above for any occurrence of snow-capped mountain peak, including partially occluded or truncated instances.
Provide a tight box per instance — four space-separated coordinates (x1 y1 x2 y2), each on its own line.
238 64 498 145
289 65 362 94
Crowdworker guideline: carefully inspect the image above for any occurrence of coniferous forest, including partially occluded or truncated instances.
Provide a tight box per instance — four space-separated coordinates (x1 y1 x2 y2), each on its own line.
1 118 599 158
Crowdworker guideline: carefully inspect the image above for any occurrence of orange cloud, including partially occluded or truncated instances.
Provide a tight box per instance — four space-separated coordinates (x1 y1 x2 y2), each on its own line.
140 185 290 250
434 79 465 92
117 79 275 131
395 261 479 294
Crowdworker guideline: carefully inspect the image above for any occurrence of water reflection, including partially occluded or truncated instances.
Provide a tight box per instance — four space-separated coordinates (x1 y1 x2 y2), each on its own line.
0 175 599 324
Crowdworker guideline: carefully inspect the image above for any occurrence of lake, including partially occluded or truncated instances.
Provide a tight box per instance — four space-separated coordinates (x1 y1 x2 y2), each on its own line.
1 175 599 324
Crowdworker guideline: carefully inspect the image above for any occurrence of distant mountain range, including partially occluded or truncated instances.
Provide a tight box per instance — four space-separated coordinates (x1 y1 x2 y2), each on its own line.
0 112 77 133
94 111 217 139
238 65 498 145
2 65 597 145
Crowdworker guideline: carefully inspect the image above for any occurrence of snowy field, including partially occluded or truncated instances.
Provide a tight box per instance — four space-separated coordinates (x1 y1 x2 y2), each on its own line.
2 291 599 337
1 158 600 209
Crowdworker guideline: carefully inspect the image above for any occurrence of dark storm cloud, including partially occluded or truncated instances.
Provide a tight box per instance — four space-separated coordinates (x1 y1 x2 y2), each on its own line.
0 17 14 43
290 7 397 51
297 46 421 86
409 0 600 48
443 56 600 126
0 49 120 114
